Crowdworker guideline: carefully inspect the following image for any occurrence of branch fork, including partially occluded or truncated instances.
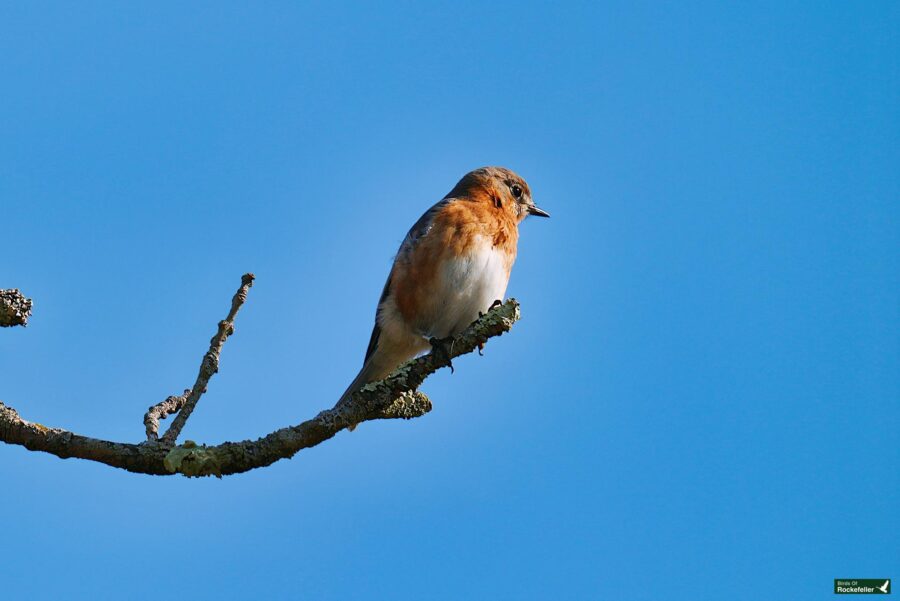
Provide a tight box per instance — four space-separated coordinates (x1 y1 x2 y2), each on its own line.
143 273 255 446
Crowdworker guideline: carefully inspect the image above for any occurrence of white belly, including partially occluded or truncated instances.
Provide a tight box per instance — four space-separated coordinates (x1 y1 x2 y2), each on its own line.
425 243 511 339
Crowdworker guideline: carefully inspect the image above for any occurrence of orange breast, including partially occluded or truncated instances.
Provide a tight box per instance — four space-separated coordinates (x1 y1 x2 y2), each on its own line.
391 196 519 328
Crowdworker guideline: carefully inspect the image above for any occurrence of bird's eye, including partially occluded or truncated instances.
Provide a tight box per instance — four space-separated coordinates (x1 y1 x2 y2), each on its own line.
510 184 523 198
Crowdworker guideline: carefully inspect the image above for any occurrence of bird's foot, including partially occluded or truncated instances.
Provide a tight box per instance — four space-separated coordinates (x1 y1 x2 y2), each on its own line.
429 336 456 374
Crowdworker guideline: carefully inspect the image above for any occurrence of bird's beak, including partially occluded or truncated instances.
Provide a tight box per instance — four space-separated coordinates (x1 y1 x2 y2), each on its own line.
528 204 550 218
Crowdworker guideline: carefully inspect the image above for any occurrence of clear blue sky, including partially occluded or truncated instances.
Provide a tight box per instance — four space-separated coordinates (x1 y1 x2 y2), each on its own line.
1 2 897 599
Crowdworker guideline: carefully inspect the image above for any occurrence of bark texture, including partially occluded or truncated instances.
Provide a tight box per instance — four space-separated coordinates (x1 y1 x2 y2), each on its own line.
0 275 521 477
0 289 33 327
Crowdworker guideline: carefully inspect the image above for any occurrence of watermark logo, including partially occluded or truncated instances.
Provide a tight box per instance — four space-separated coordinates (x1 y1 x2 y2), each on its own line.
835 579 891 594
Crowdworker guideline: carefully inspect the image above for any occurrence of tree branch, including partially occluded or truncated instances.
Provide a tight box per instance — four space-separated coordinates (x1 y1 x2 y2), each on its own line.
0 289 33 327
0 275 521 477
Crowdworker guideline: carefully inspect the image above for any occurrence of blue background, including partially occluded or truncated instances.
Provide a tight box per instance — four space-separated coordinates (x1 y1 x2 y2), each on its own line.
1 2 897 599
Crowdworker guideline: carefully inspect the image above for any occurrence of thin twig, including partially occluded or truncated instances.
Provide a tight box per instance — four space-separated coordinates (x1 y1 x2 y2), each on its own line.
143 390 190 442
159 273 255 445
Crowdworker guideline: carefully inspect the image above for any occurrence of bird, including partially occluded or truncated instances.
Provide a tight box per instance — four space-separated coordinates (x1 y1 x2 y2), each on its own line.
879 581 890 594
337 166 549 422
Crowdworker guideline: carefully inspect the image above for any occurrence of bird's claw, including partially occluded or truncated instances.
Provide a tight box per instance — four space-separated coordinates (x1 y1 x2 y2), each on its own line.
429 336 455 373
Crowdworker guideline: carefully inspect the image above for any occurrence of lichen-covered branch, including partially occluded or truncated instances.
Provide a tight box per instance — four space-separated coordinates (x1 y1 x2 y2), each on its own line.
0 402 172 475
0 274 521 477
0 289 33 327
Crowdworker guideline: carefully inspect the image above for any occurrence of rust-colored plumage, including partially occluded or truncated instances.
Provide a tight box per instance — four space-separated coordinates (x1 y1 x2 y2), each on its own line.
392 196 518 324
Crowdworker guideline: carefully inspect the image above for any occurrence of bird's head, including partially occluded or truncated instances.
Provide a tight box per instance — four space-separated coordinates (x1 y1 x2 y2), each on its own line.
447 166 550 223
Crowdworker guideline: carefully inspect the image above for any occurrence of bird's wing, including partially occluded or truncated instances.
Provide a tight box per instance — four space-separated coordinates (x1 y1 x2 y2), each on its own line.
363 278 391 363
363 198 452 363
399 197 452 257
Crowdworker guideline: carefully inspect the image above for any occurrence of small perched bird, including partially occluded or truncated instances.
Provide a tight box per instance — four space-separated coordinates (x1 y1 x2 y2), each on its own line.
338 166 549 413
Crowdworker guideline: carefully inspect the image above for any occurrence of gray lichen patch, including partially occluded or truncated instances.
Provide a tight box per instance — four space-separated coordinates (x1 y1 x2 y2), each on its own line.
164 443 224 478
379 391 432 419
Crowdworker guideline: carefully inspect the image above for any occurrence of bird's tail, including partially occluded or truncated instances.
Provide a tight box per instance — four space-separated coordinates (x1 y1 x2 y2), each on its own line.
337 355 397 431
337 359 381 410
338 339 426 430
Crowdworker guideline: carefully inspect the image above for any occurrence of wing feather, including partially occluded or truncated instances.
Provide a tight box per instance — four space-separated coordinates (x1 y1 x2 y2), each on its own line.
362 198 451 363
